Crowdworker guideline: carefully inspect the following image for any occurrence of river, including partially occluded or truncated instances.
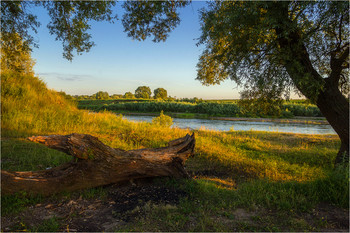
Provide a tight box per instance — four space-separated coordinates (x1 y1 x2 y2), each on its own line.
123 115 336 135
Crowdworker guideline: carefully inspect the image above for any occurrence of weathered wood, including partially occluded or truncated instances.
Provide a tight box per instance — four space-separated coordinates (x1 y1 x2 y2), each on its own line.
1 133 195 196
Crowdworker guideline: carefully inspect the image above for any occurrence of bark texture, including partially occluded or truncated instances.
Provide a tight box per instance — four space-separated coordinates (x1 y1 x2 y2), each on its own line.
1 133 195 196
316 81 349 164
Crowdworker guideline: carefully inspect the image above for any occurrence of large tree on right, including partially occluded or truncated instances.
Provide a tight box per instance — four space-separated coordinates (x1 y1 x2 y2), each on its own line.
196 1 349 164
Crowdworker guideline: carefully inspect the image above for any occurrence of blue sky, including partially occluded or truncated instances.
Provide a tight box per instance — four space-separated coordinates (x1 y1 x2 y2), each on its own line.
31 1 241 99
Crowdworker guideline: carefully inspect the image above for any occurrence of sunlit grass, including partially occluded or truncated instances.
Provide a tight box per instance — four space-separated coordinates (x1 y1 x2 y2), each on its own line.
1 71 340 182
1 138 71 171
1 70 348 232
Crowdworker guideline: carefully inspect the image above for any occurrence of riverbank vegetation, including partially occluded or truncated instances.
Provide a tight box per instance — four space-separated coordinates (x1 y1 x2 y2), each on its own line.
77 98 323 119
1 71 348 231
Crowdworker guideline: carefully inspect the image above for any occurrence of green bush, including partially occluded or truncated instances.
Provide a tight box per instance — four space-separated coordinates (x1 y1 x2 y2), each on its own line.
281 109 294 118
152 111 173 127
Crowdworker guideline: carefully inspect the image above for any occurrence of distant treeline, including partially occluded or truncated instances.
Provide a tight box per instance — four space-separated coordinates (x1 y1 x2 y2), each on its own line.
73 86 174 100
78 99 322 118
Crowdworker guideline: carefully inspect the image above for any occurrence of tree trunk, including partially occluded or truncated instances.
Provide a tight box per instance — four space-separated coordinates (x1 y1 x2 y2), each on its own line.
1 133 195 196
316 82 349 164
273 2 349 165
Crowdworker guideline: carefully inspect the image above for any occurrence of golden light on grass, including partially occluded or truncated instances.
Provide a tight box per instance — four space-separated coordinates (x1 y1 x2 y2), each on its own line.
199 177 236 190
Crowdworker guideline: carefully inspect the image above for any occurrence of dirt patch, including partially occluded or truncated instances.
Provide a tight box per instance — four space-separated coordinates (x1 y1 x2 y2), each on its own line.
232 208 257 221
109 183 187 222
304 203 349 232
1 196 113 232
1 181 187 232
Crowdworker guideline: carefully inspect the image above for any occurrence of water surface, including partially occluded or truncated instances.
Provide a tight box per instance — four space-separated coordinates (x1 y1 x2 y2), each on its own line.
123 115 336 135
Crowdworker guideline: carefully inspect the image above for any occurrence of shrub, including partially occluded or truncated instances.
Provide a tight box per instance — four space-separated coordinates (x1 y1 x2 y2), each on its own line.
152 111 173 127
281 109 294 118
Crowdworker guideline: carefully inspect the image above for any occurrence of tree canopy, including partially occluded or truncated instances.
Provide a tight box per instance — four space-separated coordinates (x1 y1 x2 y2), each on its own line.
95 91 109 100
124 91 135 99
135 86 152 99
1 1 116 61
0 32 35 75
196 1 349 100
154 88 168 99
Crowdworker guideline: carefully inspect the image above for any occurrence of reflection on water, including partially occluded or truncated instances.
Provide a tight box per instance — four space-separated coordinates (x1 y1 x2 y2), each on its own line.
123 115 336 135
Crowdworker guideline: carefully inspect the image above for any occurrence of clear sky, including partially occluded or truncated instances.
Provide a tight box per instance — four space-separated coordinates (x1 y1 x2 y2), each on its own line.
31 1 241 99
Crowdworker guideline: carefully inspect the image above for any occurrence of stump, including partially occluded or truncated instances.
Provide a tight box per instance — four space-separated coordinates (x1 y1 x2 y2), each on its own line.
1 133 195 196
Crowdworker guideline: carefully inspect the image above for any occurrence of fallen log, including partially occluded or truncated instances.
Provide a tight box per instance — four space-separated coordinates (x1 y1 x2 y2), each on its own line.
1 133 195 196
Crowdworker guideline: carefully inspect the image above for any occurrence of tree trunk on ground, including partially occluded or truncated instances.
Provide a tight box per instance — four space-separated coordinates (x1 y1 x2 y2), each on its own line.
1 133 195 196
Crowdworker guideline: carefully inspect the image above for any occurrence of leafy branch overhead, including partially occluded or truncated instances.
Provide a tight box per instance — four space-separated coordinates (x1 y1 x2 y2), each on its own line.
122 0 189 42
196 1 349 98
1 0 116 61
0 0 189 61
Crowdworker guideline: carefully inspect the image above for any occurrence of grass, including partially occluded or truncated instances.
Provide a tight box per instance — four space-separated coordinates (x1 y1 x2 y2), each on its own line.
1 138 71 171
8 217 60 232
1 71 348 231
80 186 108 200
31 217 60 232
1 192 43 216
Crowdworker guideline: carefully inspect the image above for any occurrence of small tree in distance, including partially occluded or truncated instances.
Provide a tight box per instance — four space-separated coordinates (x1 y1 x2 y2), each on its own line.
154 88 167 99
135 86 151 99
111 94 122 99
124 91 134 99
95 91 109 100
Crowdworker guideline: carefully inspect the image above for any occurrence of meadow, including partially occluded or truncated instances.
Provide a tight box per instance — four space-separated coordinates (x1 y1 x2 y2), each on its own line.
1 71 348 232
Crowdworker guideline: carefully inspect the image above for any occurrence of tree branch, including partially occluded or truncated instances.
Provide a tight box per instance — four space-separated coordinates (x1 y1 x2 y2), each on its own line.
329 46 349 85
336 14 343 49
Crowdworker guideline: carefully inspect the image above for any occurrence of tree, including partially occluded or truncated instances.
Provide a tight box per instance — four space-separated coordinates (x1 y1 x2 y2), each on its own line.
154 88 168 99
95 91 109 100
124 91 135 99
135 86 152 99
0 32 35 75
111 94 122 99
195 1 349 164
123 1 349 164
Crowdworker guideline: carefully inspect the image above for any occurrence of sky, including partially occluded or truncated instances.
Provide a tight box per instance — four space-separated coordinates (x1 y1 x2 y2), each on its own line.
31 1 241 99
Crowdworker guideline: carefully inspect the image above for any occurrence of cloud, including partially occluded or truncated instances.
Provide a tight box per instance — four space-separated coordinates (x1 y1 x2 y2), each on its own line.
38 72 93 81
